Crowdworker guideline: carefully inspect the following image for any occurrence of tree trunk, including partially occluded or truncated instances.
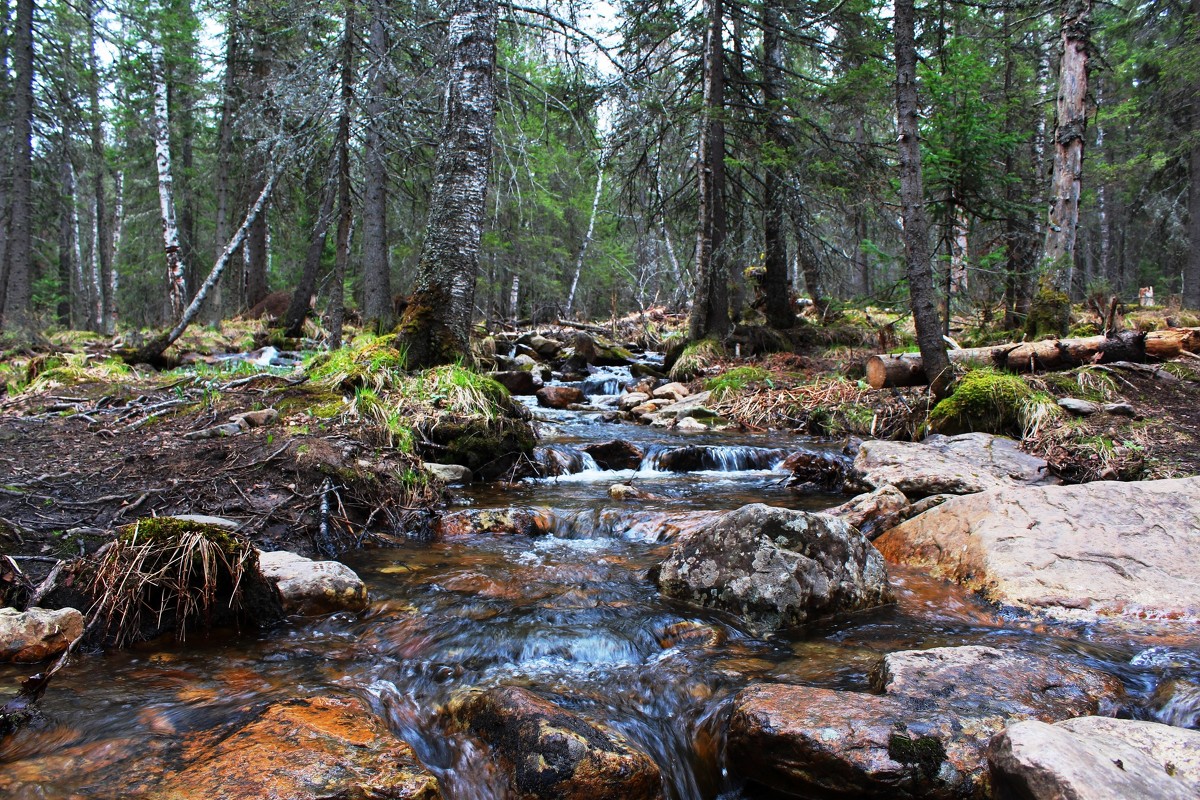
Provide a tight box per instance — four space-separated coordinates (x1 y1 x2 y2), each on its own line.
128 167 282 365
565 150 605 317
360 1 393 334
1187 0 1200 309
688 0 730 342
759 0 794 330
396 0 498 369
242 25 272 310
57 154 79 328
151 42 188 322
1 0 35 331
109 171 123 331
86 0 111 333
328 1 355 351
894 0 952 398
284 159 337 338
211 0 240 322
1038 0 1093 335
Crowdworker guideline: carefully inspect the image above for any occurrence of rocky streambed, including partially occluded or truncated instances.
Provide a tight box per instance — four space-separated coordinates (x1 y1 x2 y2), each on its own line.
2 376 1199 799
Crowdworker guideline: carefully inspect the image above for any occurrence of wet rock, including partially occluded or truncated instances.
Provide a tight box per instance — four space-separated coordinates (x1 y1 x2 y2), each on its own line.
609 483 658 501
617 392 650 411
907 493 952 517
448 686 662 800
1151 678 1200 728
527 334 563 359
581 372 627 396
851 432 1055 498
425 463 473 484
825 484 909 540
650 445 786 472
1058 397 1100 415
727 645 1125 799
651 382 690 402
490 370 539 395
229 408 278 428
0 607 83 662
874 476 1200 622
989 717 1200 800
434 507 550 538
656 503 890 632
581 439 645 471
155 695 440 799
642 391 715 426
631 400 668 416
257 550 368 615
781 449 851 491
674 417 707 432
536 386 585 409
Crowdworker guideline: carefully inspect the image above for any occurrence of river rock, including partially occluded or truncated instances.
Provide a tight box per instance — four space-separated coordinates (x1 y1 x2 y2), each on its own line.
618 392 650 411
851 432 1054 498
489 370 539 395
656 503 890 632
1058 396 1100 415
425 462 473 484
526 334 562 359
989 717 1200 800
825 484 910 540
154 695 440 799
609 483 658 501
642 391 716 426
874 476 1200 622
781 449 851 490
0 606 83 662
581 439 644 470
448 686 663 800
651 382 690 402
536 386 584 409
434 507 550 538
674 417 707 432
257 550 368 615
727 645 1124 799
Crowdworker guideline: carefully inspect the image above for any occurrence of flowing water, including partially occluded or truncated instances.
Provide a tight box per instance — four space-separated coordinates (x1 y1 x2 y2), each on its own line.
2 386 1198 799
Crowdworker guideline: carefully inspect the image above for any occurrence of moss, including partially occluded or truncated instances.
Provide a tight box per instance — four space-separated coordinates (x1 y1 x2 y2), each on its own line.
306 334 408 390
1026 279 1070 339
118 517 246 557
669 338 724 382
888 731 946 781
930 368 1033 437
704 366 772 401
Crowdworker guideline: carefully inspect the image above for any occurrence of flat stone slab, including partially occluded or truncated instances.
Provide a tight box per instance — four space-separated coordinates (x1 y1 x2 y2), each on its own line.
258 550 368 615
875 476 1200 622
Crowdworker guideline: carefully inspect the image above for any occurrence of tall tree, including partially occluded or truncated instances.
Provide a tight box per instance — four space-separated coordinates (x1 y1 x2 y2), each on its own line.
396 0 498 368
1037 0 1093 335
895 0 952 399
1 0 35 330
360 0 393 333
327 0 355 350
1187 0 1200 309
688 0 729 341
758 0 795 329
150 40 188 321
85 0 113 332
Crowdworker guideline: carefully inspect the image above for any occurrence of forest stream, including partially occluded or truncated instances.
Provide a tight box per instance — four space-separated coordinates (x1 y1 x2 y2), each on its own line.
1 375 1199 800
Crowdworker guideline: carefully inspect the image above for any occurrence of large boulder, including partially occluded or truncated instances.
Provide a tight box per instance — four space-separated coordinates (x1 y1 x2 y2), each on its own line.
434 507 551 538
581 439 645 471
154 695 440 799
448 686 662 800
655 503 890 632
989 717 1200 800
727 645 1125 799
851 432 1054 498
874 476 1200 622
489 370 539 396
0 606 84 662
257 551 368 615
536 386 584 409
824 484 910 540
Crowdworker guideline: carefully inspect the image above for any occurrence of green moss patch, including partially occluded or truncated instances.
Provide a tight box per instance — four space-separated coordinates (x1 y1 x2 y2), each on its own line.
669 338 725 382
930 368 1060 438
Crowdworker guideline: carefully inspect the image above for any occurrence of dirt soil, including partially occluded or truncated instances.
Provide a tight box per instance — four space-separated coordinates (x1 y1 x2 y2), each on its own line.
0 373 440 592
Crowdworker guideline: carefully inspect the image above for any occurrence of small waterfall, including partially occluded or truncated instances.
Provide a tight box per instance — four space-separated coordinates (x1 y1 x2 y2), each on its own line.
534 445 601 477
642 444 790 473
1152 679 1200 728
581 367 633 397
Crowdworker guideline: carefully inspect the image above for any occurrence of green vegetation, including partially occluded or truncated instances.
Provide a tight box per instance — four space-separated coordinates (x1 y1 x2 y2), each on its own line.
670 338 724 382
704 366 772 400
930 368 1061 438
306 334 408 390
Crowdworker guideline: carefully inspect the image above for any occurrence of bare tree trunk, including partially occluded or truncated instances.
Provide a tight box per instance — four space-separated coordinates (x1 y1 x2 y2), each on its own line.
895 0 951 399
151 42 188 321
128 167 282 364
211 0 239 322
109 171 123 331
1 0 35 331
396 0 498 368
242 24 272 310
688 0 730 341
565 150 605 317
360 0 393 333
57 153 79 328
1038 0 1093 335
759 0 794 330
1187 0 1200 309
328 1 355 351
284 159 337 338
85 0 111 333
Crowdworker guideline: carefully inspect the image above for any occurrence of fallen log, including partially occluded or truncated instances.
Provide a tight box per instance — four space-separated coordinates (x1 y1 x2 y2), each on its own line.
863 328 1198 389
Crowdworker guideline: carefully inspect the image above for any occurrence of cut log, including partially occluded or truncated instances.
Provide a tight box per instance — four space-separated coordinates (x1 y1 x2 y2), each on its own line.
863 328 1194 389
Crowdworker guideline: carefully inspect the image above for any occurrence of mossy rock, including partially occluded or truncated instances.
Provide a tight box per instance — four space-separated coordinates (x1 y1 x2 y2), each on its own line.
429 418 537 480
117 516 248 558
669 338 724 382
929 369 1033 437
1026 281 1071 339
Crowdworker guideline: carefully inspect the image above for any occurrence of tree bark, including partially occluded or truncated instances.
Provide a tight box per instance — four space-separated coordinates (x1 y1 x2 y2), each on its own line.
1039 0 1093 334
1 0 35 331
284 159 337 338
759 0 794 330
565 149 605 317
151 42 188 322
86 0 111 333
211 0 240 322
360 0 393 334
57 153 79 328
894 0 952 398
328 1 356 351
242 21 272 310
396 0 498 368
688 0 730 342
1187 0 1200 309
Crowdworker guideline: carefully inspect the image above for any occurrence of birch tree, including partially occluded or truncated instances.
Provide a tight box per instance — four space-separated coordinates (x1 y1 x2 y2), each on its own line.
396 0 498 368
151 40 188 321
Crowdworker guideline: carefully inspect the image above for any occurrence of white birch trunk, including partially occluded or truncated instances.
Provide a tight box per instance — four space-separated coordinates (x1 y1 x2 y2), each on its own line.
564 152 605 316
151 42 187 320
108 171 123 334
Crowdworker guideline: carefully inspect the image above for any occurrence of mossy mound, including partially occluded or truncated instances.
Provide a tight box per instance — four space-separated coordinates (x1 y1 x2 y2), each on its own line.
930 368 1058 438
705 366 772 401
669 338 725 382
306 334 407 390
1026 281 1071 339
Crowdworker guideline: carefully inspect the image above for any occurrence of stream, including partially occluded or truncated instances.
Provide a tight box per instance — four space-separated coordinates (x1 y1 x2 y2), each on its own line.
2 378 1199 798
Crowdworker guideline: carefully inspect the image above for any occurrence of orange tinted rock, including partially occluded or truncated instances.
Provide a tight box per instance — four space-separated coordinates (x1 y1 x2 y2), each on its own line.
434 507 551 538
155 695 440 800
536 386 584 409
